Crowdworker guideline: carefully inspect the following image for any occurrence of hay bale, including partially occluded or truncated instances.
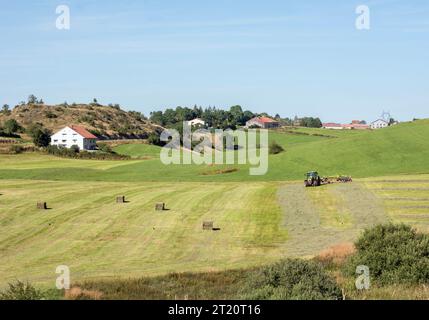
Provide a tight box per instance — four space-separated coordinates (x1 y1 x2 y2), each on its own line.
37 202 47 210
203 221 214 230
155 203 165 211
116 196 125 203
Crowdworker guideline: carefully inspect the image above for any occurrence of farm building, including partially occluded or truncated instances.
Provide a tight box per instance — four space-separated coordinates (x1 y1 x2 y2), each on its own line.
322 123 343 130
187 118 206 127
370 119 389 129
51 125 97 151
342 123 370 130
323 121 369 130
246 117 280 129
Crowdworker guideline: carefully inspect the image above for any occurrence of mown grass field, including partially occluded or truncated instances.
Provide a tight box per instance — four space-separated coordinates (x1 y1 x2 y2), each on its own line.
0 180 287 288
1 120 429 293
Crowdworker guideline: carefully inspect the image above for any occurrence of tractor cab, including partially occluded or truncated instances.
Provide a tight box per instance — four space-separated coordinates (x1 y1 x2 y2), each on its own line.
305 171 321 187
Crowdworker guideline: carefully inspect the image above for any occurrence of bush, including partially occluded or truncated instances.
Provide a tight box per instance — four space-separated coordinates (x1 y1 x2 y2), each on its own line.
343 224 429 285
9 145 24 154
46 145 129 160
27 124 51 147
0 281 44 300
70 145 80 153
241 259 342 300
148 132 164 146
98 143 113 153
269 141 284 155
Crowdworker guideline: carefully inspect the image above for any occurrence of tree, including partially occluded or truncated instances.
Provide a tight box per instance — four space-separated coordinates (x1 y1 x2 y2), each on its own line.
27 124 51 147
3 119 21 135
28 95 38 104
2 104 10 115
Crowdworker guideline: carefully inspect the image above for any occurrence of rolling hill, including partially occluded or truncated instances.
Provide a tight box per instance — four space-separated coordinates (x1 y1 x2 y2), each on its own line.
0 103 161 139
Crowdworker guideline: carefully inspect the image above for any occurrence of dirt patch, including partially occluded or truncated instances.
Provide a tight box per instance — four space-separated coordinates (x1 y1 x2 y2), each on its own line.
316 242 356 267
201 168 239 176
65 287 103 300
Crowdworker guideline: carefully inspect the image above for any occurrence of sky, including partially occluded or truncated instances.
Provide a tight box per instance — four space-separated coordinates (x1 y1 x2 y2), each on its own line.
0 0 428 122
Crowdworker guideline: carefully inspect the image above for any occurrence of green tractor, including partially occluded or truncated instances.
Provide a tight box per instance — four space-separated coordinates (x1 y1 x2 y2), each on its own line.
304 171 322 187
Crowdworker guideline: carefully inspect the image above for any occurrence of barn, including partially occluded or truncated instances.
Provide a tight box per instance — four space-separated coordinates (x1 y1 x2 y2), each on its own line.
246 117 280 129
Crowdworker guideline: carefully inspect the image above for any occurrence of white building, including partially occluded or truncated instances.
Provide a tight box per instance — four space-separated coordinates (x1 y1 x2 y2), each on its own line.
370 119 389 129
187 118 206 127
322 123 343 130
51 125 97 151
245 117 280 129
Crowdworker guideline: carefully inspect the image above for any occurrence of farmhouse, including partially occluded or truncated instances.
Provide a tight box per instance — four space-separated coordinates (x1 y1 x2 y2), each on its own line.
323 120 369 130
322 123 343 130
246 117 280 129
187 118 206 127
342 123 370 130
51 125 97 151
371 119 389 129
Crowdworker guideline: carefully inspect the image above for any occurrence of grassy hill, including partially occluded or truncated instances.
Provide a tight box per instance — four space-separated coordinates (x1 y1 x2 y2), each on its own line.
0 120 428 181
0 103 160 139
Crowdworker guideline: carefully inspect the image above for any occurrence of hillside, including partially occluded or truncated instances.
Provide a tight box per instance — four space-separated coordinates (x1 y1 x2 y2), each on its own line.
0 103 161 139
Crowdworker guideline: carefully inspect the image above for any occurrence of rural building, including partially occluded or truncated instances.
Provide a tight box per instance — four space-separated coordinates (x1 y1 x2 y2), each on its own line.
322 121 369 130
187 118 206 127
246 117 280 129
51 125 97 151
370 119 389 129
342 123 370 130
322 123 343 130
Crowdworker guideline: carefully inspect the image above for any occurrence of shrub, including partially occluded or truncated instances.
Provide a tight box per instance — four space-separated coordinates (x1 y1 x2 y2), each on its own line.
70 145 80 153
148 132 164 146
46 145 129 160
241 259 342 300
98 143 113 153
269 141 284 155
27 124 51 147
343 224 429 285
3 119 22 135
0 281 44 300
9 145 24 154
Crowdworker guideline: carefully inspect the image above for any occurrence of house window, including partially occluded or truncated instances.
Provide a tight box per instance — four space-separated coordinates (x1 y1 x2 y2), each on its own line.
54 140 58 143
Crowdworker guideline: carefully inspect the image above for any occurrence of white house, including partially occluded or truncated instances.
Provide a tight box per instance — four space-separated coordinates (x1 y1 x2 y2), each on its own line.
187 118 206 127
370 119 389 129
51 125 98 151
322 123 343 130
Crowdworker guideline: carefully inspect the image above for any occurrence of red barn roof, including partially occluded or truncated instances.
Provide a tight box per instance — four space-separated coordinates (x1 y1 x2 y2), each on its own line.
70 125 97 139
323 123 342 127
251 117 278 123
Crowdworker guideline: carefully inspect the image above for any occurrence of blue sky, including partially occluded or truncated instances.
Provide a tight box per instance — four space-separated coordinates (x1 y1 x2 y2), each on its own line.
0 0 428 122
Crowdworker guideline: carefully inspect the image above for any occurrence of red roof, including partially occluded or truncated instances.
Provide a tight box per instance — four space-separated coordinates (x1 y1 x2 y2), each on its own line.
323 123 342 127
70 125 97 139
252 117 278 124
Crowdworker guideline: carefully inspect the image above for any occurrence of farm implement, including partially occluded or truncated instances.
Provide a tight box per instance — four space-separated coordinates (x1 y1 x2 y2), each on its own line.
304 171 352 187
